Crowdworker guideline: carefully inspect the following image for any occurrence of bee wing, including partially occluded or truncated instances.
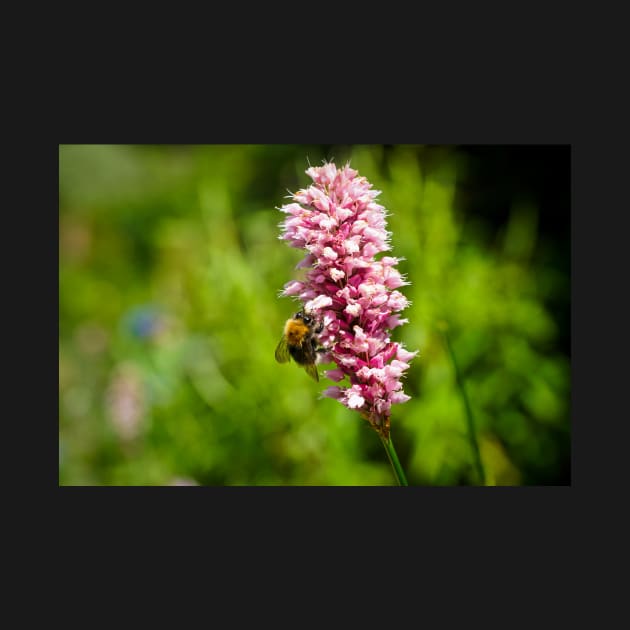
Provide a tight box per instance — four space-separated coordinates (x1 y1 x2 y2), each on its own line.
303 362 319 382
275 335 291 363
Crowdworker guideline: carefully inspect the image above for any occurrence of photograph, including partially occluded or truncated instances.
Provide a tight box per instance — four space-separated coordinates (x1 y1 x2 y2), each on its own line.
59 144 570 486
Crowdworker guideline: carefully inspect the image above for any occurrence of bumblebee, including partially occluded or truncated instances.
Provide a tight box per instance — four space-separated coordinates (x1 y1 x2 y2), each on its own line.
275 310 324 381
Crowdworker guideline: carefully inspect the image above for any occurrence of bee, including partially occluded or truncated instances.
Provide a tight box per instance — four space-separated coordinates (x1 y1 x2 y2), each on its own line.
275 310 324 381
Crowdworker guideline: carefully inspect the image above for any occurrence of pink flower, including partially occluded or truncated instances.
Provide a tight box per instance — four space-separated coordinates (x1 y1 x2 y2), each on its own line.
278 162 417 438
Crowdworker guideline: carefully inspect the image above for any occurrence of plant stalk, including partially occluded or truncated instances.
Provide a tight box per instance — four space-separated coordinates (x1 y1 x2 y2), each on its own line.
380 433 409 486
442 328 486 485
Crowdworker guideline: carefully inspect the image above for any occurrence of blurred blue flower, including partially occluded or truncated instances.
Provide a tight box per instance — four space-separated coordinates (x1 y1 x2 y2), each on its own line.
124 305 164 340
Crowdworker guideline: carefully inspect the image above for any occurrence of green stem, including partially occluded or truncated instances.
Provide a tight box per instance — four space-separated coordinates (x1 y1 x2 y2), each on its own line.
380 433 409 486
442 328 486 485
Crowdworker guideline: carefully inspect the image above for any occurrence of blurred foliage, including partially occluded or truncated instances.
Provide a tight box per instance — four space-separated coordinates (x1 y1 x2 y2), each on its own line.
59 144 570 485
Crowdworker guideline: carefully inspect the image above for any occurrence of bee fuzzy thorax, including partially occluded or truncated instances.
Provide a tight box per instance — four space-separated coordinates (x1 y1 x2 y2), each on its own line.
284 319 310 345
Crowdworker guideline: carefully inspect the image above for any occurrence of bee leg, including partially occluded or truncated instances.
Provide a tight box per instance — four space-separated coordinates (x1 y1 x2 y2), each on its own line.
314 321 324 334
311 337 324 353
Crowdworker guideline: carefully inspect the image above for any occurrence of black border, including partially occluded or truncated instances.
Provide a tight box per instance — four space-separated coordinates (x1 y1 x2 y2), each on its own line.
48 71 594 576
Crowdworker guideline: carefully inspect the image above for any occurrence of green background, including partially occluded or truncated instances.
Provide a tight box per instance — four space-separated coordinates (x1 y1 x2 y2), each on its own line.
59 144 570 485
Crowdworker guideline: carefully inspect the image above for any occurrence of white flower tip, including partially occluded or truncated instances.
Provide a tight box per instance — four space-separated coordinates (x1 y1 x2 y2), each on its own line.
347 393 365 409
305 295 333 311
